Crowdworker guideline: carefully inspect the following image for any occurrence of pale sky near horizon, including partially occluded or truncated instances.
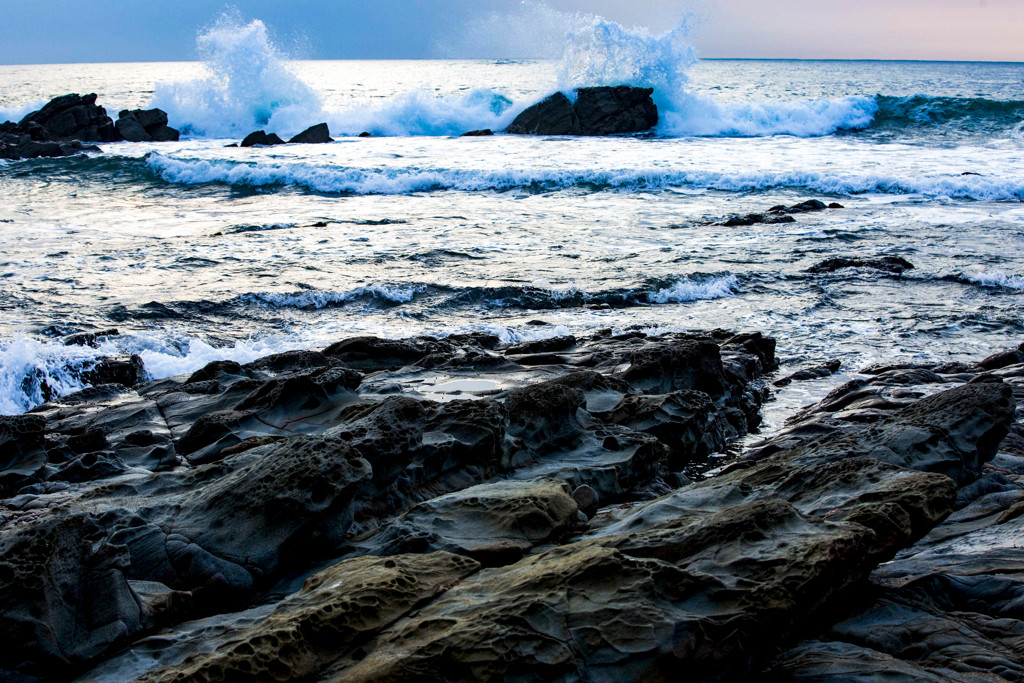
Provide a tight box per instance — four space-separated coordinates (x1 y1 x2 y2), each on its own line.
0 0 1020 64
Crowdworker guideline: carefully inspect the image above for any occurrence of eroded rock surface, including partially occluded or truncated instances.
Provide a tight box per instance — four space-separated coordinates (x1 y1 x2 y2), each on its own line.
3 332 1022 682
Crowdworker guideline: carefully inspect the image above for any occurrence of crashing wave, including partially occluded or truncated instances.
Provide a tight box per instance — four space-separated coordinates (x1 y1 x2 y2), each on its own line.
144 153 1024 200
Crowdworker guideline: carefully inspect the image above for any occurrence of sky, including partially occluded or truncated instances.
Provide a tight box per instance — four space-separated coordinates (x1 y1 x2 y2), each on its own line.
0 0 1020 64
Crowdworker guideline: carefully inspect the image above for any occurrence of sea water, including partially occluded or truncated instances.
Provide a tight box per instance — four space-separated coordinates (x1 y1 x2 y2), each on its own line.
1 14 1023 433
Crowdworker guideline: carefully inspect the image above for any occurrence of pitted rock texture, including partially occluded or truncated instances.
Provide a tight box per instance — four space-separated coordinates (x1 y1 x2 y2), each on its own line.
136 553 479 683
352 478 579 565
8 333 1023 682
756 347 1024 683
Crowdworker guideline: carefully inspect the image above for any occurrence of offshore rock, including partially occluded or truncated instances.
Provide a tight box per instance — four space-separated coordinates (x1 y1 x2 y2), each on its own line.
808 255 916 274
506 85 658 136
288 122 331 144
240 130 285 147
116 108 179 142
18 93 119 142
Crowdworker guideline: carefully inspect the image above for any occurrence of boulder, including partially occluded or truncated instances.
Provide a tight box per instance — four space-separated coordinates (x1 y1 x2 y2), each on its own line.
116 109 179 142
18 93 120 142
808 256 916 275
0 130 98 160
288 122 331 144
574 85 659 135
240 130 285 147
506 85 658 136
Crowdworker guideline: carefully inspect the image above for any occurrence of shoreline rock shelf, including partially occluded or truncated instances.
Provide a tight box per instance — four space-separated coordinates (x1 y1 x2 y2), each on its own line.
0 332 1022 681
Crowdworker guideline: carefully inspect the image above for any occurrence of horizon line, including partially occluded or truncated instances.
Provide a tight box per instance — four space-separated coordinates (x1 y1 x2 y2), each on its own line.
2 56 1023 67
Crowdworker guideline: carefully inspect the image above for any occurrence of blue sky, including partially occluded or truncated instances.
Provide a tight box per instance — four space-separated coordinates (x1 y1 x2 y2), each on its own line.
0 0 1020 64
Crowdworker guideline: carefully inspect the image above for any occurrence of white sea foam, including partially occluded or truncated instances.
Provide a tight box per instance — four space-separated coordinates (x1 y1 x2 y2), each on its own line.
0 336 109 415
146 154 1024 201
0 99 45 124
243 285 424 310
661 94 877 137
559 14 695 99
647 275 739 303
144 6 876 140
324 89 517 137
960 270 1024 291
151 13 322 137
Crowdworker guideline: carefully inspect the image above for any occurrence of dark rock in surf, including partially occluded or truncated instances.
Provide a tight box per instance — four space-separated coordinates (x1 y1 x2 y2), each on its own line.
461 129 494 136
807 256 915 274
786 199 829 213
721 212 796 227
240 130 285 147
82 355 144 389
288 122 331 144
774 359 842 387
506 86 658 136
18 93 120 143
62 328 120 347
116 108 179 142
0 120 100 160
575 86 659 135
506 91 576 135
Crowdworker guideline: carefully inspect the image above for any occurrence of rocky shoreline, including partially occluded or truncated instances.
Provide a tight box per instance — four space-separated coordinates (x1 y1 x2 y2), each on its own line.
2 85 660 160
1 329 1022 681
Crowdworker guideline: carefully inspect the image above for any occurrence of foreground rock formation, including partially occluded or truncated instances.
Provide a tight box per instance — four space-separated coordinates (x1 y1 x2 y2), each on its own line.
505 85 659 136
0 331 1021 681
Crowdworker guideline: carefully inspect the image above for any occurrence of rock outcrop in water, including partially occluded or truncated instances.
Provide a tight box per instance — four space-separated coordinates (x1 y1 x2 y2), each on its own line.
288 122 331 144
506 85 658 136
1 331 1022 682
19 93 120 143
2 94 181 160
116 109 179 142
1 92 117 160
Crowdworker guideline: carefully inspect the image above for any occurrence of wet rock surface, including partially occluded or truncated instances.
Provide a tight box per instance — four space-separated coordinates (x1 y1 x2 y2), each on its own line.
1 331 1022 681
2 94 176 160
505 85 658 136
116 109 179 142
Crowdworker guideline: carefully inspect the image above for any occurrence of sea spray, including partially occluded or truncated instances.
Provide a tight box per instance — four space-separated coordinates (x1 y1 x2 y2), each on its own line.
151 12 322 137
145 6 880 139
0 336 108 415
556 10 875 137
324 88 516 137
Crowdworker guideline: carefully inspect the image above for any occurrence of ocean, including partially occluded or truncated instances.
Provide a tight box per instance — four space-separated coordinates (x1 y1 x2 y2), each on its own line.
1 16 1023 436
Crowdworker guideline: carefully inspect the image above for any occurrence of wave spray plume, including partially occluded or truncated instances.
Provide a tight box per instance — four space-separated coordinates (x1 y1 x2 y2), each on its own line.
151 12 321 138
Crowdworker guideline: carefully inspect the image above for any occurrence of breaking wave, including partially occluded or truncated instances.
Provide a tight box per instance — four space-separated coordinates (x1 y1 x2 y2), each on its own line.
145 153 1024 200
136 7 1024 141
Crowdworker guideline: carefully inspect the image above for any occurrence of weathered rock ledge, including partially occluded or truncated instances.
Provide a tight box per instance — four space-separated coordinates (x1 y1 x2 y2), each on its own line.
0 331 1021 682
